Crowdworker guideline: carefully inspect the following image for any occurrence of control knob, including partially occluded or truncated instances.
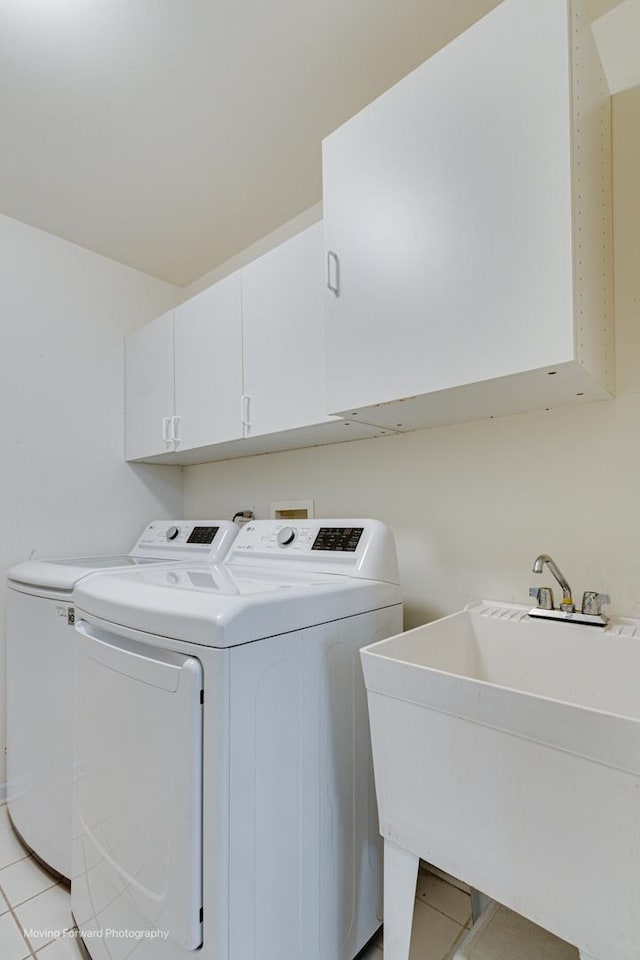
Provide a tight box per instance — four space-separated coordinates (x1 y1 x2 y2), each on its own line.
166 526 180 541
277 526 297 547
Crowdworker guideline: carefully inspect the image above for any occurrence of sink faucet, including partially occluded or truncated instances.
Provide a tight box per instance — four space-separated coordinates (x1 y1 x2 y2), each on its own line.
532 554 574 612
529 554 610 626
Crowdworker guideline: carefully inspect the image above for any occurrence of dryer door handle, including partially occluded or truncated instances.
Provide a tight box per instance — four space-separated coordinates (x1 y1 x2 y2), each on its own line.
75 620 194 692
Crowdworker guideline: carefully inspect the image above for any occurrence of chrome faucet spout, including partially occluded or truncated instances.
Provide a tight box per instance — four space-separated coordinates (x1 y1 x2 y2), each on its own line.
532 554 573 603
532 554 547 575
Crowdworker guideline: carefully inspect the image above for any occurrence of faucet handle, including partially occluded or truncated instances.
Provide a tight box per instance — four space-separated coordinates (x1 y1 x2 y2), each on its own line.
529 586 554 610
581 591 610 616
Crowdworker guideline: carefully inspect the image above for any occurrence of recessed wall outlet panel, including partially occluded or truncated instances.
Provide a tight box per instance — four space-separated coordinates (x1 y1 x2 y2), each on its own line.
270 499 315 520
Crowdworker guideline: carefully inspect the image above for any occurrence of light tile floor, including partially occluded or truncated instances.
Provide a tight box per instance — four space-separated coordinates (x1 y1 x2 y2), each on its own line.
0 802 471 960
357 869 472 960
0 807 84 959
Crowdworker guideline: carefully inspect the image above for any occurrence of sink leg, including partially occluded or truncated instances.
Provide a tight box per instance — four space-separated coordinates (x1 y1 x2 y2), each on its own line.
383 839 419 960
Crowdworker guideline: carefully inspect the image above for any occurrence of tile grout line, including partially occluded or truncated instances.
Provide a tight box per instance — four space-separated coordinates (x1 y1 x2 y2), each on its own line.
0 825 31 865
0 873 62 910
9 859 31 872
0 879 38 960
370 898 467 960
0 852 30 869
444 921 472 960
415 893 471 931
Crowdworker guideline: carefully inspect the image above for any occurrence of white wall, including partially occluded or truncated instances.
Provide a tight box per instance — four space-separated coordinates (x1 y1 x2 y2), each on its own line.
182 202 323 300
184 393 640 627
0 214 183 787
183 87 640 629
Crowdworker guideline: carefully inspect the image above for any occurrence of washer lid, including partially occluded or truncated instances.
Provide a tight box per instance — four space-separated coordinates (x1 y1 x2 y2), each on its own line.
7 556 166 595
7 520 240 595
75 563 402 648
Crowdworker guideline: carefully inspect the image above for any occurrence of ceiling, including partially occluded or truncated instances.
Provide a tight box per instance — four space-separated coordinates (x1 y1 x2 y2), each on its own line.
0 0 539 286
0 0 510 286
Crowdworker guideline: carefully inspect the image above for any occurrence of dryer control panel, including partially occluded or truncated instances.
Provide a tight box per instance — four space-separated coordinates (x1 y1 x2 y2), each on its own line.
225 520 399 584
131 520 239 562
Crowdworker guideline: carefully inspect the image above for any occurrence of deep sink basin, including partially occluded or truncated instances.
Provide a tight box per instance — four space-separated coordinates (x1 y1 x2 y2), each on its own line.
361 600 640 960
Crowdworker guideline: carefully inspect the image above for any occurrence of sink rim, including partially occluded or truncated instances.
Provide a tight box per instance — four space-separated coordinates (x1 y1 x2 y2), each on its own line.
364 598 640 719
361 599 640 778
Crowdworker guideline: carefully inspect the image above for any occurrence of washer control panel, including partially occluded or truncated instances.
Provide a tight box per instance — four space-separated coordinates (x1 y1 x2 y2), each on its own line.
186 526 219 545
137 523 220 548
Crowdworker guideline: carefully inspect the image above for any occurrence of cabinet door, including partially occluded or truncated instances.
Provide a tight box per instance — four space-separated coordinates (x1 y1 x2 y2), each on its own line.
242 222 334 437
322 0 575 416
174 271 243 449
125 311 175 460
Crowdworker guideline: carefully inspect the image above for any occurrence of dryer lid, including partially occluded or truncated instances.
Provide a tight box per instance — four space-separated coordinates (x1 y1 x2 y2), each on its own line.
75 562 402 648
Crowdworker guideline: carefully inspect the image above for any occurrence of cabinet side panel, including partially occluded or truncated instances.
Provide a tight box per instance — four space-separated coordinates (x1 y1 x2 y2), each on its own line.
571 0 614 393
125 311 175 461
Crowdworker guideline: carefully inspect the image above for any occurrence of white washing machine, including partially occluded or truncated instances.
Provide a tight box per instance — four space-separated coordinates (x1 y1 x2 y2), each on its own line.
72 519 402 960
6 520 239 879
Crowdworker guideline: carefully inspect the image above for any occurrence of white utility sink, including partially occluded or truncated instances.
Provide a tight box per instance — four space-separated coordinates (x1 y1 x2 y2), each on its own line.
361 600 640 960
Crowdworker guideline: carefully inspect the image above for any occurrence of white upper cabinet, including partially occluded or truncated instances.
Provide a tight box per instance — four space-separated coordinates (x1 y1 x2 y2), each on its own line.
242 222 335 437
322 0 613 431
125 272 243 462
125 227 390 464
125 311 175 461
173 272 243 450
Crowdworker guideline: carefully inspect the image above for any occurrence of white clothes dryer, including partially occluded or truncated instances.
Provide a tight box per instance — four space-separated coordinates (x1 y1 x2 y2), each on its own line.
72 519 402 960
6 520 238 879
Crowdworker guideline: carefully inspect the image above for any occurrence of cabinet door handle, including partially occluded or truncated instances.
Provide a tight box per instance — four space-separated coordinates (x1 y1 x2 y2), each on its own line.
162 417 172 444
171 415 181 444
241 395 251 432
327 250 340 296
